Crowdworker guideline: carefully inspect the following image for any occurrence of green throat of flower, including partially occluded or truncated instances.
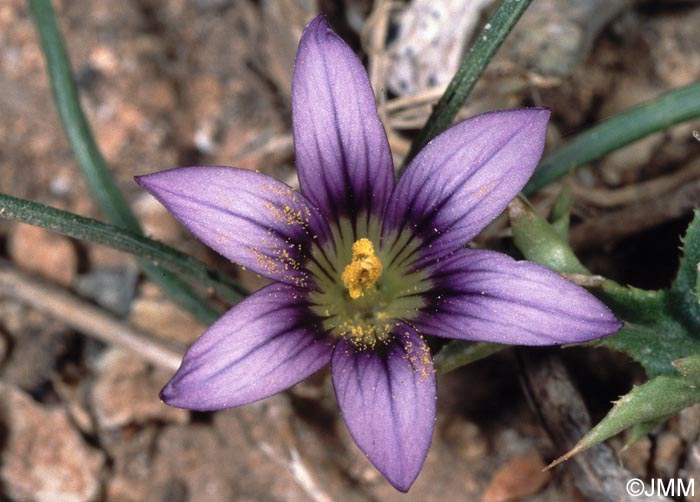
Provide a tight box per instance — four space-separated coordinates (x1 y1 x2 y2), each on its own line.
307 217 431 349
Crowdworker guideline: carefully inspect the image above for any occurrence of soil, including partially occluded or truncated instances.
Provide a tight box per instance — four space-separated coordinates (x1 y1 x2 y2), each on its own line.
0 0 699 500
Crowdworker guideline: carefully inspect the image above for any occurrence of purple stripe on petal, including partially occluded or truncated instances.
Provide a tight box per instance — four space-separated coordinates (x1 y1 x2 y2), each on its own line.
161 283 333 411
136 166 329 287
332 325 436 492
383 109 550 266
293 16 394 225
416 249 621 345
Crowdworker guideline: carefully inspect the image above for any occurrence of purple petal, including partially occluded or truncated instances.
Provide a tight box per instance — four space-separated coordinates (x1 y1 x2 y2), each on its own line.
161 283 333 411
136 166 328 287
383 108 550 266
293 16 394 224
332 326 436 492
416 249 621 345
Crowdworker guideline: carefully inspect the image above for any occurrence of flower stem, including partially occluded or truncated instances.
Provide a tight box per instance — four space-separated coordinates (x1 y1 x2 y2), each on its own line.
433 340 507 374
28 0 222 323
524 82 700 195
400 0 533 171
0 192 248 305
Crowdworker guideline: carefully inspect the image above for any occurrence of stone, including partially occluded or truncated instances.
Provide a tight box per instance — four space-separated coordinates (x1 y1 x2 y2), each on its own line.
0 382 105 502
481 452 550 502
9 222 78 287
91 348 188 430
677 404 700 443
132 192 184 243
74 266 138 316
654 431 683 478
129 294 204 345
619 436 652 478
442 418 489 461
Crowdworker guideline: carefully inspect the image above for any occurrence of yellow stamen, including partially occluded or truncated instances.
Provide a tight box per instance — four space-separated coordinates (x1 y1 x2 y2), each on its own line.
341 238 383 299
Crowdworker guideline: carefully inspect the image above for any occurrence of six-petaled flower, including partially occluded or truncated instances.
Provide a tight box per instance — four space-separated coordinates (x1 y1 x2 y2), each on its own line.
136 15 620 492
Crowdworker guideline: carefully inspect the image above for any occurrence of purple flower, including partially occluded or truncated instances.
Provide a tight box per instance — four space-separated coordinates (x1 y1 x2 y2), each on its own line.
136 16 620 491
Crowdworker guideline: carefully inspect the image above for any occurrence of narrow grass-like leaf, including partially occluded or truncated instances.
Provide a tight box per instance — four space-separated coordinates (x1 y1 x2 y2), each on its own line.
400 0 533 171
524 83 700 195
548 184 572 241
0 192 248 305
28 0 221 323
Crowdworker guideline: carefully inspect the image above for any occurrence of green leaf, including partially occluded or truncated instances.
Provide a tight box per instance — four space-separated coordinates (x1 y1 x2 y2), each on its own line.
0 192 247 305
508 196 587 274
524 83 700 195
400 0 533 172
600 318 700 378
434 341 507 374
28 0 220 323
669 209 700 326
550 375 700 467
625 418 668 449
597 281 667 325
673 354 700 384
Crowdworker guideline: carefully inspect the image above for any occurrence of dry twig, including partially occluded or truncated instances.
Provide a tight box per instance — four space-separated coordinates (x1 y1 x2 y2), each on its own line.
570 175 700 250
573 159 700 208
0 261 185 371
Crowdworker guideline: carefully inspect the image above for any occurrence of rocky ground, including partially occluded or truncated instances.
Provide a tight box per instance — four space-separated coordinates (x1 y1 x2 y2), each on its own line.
0 0 699 500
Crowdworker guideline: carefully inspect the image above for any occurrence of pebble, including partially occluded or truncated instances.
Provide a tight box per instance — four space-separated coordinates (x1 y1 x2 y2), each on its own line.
481 452 550 502
619 436 652 478
9 223 78 287
443 418 489 460
132 193 184 243
654 431 684 478
90 348 188 430
129 294 204 345
0 382 105 502
74 267 139 316
677 404 700 443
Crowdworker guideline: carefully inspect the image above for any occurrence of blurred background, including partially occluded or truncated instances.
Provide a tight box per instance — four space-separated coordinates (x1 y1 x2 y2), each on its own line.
0 0 699 500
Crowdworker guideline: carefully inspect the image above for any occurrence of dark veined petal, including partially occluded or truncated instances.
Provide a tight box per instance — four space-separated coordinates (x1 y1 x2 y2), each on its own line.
383 108 550 266
416 249 621 345
161 283 333 411
136 166 328 288
331 325 436 492
293 16 394 225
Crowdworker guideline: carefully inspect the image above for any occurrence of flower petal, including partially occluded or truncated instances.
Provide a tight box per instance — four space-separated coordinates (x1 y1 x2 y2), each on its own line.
383 108 550 265
161 283 333 411
331 326 436 492
416 249 621 345
136 166 328 287
293 16 394 225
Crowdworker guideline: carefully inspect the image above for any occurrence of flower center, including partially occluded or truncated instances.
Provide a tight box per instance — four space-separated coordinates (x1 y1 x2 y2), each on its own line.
306 217 433 350
341 238 383 299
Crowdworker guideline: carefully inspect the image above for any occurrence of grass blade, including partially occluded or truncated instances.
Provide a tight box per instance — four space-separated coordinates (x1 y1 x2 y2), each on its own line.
28 0 222 323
